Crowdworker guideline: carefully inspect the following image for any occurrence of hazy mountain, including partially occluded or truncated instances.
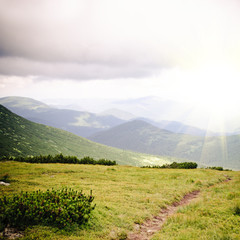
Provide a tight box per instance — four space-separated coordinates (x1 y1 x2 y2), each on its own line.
48 103 85 112
0 104 173 166
110 96 240 134
98 108 136 121
135 118 217 136
89 120 240 169
29 96 240 135
112 96 193 123
89 120 201 156
0 96 125 137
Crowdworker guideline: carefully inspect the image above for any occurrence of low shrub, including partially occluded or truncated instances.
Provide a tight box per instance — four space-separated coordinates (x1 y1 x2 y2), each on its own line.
207 166 224 171
142 161 198 169
0 173 11 183
0 188 95 231
233 204 240 216
207 166 231 171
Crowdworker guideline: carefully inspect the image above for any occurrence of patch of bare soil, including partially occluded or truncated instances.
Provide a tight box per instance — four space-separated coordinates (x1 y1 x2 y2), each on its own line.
127 190 200 240
0 228 24 240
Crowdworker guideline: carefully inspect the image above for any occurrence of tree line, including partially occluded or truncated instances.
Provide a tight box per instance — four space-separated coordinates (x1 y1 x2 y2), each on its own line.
0 154 117 166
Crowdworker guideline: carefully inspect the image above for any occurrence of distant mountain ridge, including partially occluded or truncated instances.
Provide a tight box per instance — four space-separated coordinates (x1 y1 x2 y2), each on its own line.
89 119 202 156
98 108 136 121
136 118 217 136
0 96 125 137
0 104 172 166
103 96 240 134
1 96 240 169
98 109 217 136
0 96 221 137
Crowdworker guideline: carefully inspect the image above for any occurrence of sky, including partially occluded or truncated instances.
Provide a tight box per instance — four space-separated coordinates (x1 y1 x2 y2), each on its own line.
0 0 240 130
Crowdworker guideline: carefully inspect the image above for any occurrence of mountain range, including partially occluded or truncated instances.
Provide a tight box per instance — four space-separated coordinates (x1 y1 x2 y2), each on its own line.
1 96 240 169
107 96 240 134
0 104 172 166
0 96 219 137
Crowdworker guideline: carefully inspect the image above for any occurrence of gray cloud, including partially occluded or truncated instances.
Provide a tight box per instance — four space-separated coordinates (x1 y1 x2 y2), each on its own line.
0 0 240 80
0 57 161 79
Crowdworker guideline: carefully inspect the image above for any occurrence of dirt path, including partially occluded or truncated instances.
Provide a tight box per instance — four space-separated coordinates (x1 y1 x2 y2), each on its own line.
127 190 200 240
127 176 232 240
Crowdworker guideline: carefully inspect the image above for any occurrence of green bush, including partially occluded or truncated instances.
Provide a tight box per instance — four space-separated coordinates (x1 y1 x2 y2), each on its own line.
233 204 240 216
0 188 95 231
96 158 117 166
206 166 232 171
142 161 198 169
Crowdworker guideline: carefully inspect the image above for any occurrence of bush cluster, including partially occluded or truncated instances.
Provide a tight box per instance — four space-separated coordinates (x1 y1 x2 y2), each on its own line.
0 154 117 166
206 166 231 171
233 205 240 216
0 188 95 231
142 161 198 169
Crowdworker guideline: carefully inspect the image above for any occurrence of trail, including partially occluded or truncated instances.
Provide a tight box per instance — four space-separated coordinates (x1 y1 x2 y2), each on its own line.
127 177 231 240
127 190 200 240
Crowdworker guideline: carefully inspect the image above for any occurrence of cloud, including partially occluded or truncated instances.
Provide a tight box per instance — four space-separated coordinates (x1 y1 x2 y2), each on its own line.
0 57 161 79
0 0 240 80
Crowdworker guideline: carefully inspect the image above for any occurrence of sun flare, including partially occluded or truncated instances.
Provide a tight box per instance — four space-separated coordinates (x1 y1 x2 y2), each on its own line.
157 62 240 132
174 63 240 113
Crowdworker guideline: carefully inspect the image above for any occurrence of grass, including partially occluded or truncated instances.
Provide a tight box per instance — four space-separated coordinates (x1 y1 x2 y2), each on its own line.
0 161 239 239
152 174 240 240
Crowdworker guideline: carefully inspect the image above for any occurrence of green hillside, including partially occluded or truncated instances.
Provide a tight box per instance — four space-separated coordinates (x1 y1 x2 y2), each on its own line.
0 105 171 166
89 119 204 157
89 120 240 169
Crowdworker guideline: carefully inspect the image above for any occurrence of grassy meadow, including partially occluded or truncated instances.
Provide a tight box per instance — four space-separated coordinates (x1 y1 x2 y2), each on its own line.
1 161 239 239
152 173 240 240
